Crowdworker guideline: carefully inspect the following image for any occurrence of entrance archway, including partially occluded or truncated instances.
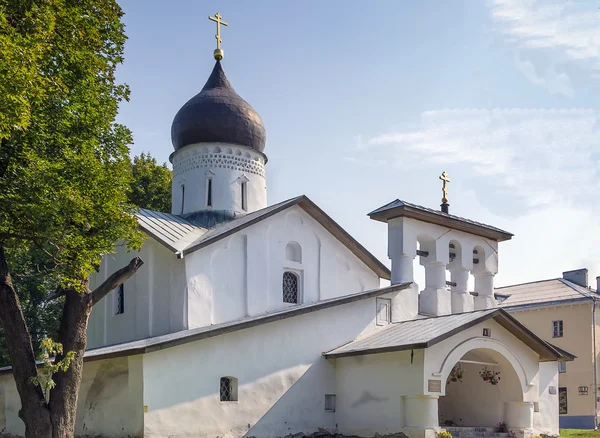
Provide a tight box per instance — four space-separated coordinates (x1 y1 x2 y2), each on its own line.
439 348 524 428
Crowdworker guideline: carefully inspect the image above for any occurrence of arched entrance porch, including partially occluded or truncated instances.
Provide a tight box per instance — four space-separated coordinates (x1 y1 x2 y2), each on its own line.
439 347 531 431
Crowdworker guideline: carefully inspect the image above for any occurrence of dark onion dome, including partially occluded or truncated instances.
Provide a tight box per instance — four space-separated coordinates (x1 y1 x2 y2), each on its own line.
171 61 266 153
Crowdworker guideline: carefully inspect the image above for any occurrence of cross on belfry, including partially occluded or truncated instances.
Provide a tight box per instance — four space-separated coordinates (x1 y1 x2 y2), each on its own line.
439 171 450 204
209 12 228 60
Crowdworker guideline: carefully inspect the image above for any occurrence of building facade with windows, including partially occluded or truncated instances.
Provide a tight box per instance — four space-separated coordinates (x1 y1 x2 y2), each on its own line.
0 33 574 438
498 269 600 429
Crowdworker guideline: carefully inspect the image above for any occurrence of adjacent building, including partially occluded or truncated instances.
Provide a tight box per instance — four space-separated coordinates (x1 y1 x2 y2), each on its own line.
498 269 600 429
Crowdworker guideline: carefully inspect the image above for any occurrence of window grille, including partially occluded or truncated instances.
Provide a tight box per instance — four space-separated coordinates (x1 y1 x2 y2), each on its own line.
559 387 567 414
558 361 567 373
283 272 298 304
115 284 124 315
553 320 563 338
220 377 237 401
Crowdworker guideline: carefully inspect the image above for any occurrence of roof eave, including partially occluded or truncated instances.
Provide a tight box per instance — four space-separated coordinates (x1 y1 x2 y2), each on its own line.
369 205 513 242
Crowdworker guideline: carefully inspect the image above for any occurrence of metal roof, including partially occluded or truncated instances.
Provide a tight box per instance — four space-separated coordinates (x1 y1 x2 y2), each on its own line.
139 196 391 280
368 199 513 242
0 283 411 375
324 308 571 361
136 209 207 253
497 278 597 309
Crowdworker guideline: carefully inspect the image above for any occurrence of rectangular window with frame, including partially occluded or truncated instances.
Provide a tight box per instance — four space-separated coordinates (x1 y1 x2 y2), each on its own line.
206 178 213 207
241 181 247 211
376 298 391 325
558 361 567 373
324 394 336 412
115 284 124 315
559 387 567 414
553 320 563 338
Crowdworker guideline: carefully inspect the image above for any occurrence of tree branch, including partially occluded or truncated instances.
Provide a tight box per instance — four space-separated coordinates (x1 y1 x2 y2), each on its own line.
89 256 143 306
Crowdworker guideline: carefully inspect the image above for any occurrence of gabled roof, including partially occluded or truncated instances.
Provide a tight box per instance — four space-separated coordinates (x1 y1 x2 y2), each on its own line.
323 308 573 362
368 199 513 242
497 278 598 309
136 209 207 252
137 196 391 280
0 283 411 375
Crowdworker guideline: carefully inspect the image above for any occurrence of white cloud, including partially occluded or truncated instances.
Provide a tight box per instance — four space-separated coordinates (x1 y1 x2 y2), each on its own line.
489 0 600 94
353 108 600 212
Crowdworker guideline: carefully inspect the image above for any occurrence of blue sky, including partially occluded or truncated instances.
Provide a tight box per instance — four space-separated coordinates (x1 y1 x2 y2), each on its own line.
117 0 600 288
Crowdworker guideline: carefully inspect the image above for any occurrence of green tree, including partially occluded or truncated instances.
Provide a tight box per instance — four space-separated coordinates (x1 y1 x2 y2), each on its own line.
0 152 171 368
129 152 172 212
0 1 145 437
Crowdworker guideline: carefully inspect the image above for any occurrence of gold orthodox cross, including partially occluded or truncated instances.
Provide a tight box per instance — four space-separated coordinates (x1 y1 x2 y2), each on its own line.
439 171 450 204
209 12 228 60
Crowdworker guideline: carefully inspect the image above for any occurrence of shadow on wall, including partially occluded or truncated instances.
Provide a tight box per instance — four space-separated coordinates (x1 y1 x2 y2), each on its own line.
245 359 336 437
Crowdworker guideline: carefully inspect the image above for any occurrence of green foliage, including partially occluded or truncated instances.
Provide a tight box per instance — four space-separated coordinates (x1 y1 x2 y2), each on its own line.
0 0 143 290
30 338 74 400
128 153 172 212
437 431 453 438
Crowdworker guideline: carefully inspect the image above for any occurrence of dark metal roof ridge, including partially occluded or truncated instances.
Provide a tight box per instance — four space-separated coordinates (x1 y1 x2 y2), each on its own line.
182 195 391 280
0 283 411 375
368 199 513 242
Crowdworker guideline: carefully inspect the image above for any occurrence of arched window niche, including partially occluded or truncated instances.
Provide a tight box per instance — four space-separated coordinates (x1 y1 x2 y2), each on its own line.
220 376 238 402
285 241 302 263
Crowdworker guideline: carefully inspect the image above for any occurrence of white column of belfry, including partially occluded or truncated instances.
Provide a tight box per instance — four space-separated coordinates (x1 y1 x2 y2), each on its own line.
450 267 473 313
420 259 451 316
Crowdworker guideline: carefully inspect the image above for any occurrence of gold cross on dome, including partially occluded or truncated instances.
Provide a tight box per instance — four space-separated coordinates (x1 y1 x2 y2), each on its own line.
209 13 228 52
439 171 450 204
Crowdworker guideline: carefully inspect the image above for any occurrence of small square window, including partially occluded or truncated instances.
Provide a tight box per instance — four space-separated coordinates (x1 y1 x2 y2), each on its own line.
558 361 567 373
324 394 336 412
220 377 238 402
482 328 491 337
553 320 563 338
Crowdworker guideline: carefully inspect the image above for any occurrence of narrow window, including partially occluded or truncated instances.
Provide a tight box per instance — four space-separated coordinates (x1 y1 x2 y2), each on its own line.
553 320 563 338
180 184 185 214
241 181 247 211
206 178 213 207
376 298 391 325
559 387 568 414
324 394 336 412
558 361 567 373
115 284 124 315
282 271 299 304
220 377 238 401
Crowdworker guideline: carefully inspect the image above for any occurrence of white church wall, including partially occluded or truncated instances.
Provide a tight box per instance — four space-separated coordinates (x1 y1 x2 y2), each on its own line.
335 349 425 437
171 142 267 215
0 356 144 438
534 361 559 435
185 205 380 328
87 238 186 349
141 297 378 438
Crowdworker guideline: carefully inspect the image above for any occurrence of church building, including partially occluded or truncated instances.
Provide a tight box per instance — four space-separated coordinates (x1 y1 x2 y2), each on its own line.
0 13 573 438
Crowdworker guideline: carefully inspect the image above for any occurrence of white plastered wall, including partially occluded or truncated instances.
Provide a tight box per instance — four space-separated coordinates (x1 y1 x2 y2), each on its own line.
87 238 186 349
535 361 559 435
141 297 378 438
335 349 425 437
0 356 144 438
171 142 267 216
185 205 380 328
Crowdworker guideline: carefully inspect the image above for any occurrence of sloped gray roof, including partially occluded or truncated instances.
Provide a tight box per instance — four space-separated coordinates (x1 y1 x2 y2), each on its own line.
136 209 207 252
497 278 598 309
324 308 571 361
138 196 391 279
0 283 410 375
368 199 513 242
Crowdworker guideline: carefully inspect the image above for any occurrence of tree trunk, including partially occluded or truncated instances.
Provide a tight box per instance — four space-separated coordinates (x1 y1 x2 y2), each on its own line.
48 287 92 438
0 246 52 438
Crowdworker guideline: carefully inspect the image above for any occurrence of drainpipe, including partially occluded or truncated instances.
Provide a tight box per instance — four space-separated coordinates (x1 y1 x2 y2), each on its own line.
592 297 598 430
